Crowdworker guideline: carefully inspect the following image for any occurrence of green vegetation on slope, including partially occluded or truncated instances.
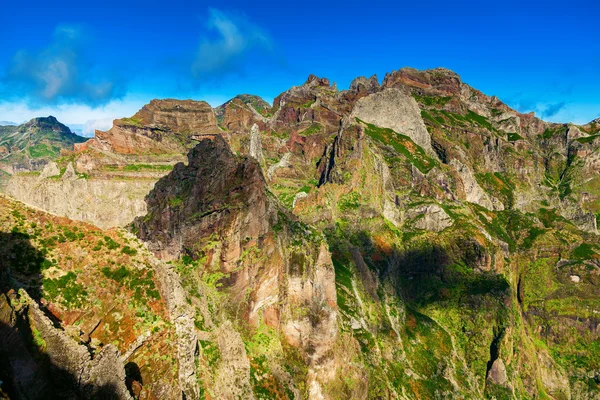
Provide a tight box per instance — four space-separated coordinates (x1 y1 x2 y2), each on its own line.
359 119 438 173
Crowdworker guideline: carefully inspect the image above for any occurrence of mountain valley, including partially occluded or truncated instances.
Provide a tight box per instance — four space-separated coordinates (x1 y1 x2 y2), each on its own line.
1 67 599 399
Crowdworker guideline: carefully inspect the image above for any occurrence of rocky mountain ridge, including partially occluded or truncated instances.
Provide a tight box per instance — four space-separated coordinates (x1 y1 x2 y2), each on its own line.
1 66 600 399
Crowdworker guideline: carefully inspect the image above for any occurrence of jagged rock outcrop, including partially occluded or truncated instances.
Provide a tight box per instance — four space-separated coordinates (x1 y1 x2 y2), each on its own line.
0 195 188 399
215 95 270 132
39 161 60 180
383 67 464 97
62 162 77 181
270 74 344 137
267 152 292 180
134 136 338 397
146 256 199 399
0 289 130 400
248 123 264 163
135 135 272 259
349 75 380 94
450 159 504 211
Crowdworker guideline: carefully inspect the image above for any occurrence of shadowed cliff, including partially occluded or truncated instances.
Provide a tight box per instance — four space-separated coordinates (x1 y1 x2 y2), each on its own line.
0 231 130 399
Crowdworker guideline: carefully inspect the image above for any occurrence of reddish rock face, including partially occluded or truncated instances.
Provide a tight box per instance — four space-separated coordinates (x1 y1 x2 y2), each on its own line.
95 123 184 154
134 99 219 133
73 140 94 152
92 99 220 155
220 98 268 132
305 74 330 87
383 67 463 96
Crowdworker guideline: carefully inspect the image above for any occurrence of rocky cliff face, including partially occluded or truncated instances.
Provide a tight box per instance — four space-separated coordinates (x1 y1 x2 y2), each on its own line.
6 162 155 229
89 99 220 155
2 66 600 399
290 68 600 398
215 94 271 132
134 136 338 398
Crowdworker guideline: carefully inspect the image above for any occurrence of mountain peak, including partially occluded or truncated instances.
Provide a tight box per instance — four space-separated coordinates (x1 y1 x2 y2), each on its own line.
20 116 74 137
349 74 380 93
304 74 331 87
27 115 61 126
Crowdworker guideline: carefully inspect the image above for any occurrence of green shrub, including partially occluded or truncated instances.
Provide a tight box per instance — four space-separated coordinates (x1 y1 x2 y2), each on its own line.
43 272 88 309
103 236 119 250
338 192 361 212
507 132 523 142
101 266 160 303
101 266 130 282
32 327 46 351
573 243 597 259
121 246 137 256
413 94 452 107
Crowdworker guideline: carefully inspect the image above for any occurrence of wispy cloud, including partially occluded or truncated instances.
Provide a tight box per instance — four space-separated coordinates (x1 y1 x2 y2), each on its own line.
505 92 570 121
541 101 566 118
191 8 273 78
2 25 125 107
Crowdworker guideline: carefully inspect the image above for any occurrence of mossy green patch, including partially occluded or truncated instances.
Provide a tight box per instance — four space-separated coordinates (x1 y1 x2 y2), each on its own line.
576 134 600 144
43 271 88 309
338 192 361 212
120 117 143 127
507 132 524 142
413 94 452 107
572 242 598 259
28 143 58 158
299 123 321 136
101 266 160 303
359 119 438 173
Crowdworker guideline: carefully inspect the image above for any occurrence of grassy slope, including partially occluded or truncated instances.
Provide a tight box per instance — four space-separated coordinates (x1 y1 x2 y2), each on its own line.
0 195 179 397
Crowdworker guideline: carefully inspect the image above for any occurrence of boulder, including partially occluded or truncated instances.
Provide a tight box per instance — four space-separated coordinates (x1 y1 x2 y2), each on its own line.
487 358 508 385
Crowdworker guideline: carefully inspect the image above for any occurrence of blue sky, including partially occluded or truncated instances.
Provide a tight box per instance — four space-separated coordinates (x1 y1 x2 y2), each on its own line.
0 0 598 134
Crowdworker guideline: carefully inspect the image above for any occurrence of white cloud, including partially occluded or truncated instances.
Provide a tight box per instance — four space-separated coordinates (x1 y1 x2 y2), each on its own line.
3 24 125 106
192 8 272 77
82 118 114 136
0 95 145 127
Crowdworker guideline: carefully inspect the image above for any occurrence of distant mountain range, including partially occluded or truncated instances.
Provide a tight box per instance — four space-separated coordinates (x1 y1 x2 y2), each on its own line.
0 116 87 174
1 68 600 399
